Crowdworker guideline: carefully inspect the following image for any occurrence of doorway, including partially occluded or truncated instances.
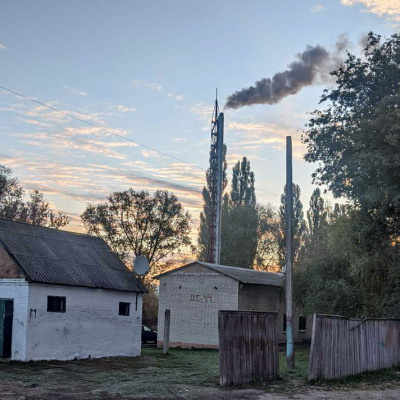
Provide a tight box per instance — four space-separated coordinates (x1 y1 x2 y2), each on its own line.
0 300 13 358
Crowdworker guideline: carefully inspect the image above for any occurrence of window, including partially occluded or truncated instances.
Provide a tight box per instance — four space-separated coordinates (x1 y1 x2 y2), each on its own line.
283 314 286 333
299 316 307 332
119 302 130 316
47 296 66 313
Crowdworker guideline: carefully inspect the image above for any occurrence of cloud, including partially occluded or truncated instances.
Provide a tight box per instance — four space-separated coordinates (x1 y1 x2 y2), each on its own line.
0 154 204 214
8 132 48 139
0 43 6 50
311 4 324 12
172 137 187 143
168 93 185 101
130 79 186 102
64 86 88 97
341 0 400 23
190 101 213 122
24 119 52 128
130 80 163 91
227 120 305 160
116 104 136 112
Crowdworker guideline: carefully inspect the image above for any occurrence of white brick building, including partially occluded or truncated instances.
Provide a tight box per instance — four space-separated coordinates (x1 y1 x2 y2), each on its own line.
0 220 145 361
156 261 311 348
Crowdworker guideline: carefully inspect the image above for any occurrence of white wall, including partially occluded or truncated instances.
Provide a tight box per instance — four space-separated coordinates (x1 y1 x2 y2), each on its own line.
158 266 238 347
26 284 143 361
0 279 29 361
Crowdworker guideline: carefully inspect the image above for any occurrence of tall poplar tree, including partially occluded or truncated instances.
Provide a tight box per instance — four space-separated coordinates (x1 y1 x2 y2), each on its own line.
275 183 306 268
220 157 258 268
197 145 227 262
305 188 328 260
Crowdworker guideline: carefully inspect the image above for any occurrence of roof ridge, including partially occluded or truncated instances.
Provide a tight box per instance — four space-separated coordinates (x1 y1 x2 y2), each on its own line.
198 261 282 275
0 218 95 238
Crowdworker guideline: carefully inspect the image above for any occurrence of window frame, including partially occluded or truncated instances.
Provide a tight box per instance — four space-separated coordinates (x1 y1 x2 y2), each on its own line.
119 302 130 316
299 316 307 332
47 296 66 313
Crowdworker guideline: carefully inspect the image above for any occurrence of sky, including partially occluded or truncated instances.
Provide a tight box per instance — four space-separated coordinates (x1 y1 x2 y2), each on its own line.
0 0 398 240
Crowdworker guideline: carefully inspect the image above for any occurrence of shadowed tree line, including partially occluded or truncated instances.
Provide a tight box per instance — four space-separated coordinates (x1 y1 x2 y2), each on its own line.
0 166 70 228
295 32 400 318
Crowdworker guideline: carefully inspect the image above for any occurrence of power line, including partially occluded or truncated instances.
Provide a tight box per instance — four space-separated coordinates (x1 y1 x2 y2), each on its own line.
0 85 205 171
0 84 280 198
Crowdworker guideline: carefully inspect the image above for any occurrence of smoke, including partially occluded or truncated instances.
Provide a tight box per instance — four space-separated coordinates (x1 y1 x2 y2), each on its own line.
225 35 349 109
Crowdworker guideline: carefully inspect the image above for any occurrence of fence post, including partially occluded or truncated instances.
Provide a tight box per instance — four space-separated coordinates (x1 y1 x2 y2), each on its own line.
163 309 170 355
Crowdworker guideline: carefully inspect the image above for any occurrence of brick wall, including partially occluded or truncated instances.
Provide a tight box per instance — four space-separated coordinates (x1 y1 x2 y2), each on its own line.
157 265 239 348
25 283 143 360
0 279 29 360
157 266 312 348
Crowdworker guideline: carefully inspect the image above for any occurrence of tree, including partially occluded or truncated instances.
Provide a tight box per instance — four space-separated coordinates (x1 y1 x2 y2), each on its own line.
197 145 227 262
0 166 70 228
294 255 361 317
304 188 328 261
230 157 256 207
254 203 280 271
300 32 400 317
220 157 258 268
302 32 400 237
275 183 306 269
81 189 192 275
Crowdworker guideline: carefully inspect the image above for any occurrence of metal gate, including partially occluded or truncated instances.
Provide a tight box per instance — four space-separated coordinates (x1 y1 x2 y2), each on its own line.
0 300 13 358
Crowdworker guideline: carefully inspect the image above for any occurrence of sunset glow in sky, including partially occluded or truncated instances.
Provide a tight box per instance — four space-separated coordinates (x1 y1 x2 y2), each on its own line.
0 1 398 236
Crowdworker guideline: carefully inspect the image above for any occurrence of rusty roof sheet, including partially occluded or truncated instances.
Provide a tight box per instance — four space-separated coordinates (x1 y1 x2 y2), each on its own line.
0 219 144 292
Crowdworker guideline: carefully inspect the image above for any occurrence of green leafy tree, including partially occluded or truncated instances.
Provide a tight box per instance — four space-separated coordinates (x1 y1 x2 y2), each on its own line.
0 166 70 228
304 188 328 260
275 183 306 269
81 189 192 275
294 255 361 317
303 32 400 237
220 157 258 268
255 203 280 271
230 157 256 207
300 32 400 317
197 145 227 262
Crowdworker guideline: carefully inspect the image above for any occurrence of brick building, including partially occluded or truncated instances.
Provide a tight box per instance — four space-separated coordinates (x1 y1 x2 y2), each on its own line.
156 261 311 348
0 220 145 361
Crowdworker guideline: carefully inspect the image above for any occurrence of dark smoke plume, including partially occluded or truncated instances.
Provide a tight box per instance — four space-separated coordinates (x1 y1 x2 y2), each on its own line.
225 36 349 109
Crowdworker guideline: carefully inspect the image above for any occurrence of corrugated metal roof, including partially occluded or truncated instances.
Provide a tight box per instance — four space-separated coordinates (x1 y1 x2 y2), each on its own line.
155 261 284 287
0 219 145 292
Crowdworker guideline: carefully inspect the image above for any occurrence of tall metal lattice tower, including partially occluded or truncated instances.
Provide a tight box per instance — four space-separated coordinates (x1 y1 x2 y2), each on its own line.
208 95 224 264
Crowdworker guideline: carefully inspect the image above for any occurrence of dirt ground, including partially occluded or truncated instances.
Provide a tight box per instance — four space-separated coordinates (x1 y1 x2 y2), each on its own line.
0 347 399 400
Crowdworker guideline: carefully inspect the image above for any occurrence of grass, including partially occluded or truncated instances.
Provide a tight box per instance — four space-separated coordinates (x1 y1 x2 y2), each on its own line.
0 346 399 399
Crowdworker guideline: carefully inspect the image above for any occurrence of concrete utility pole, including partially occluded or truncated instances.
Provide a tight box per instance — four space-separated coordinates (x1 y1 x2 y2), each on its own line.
209 93 224 265
285 136 295 369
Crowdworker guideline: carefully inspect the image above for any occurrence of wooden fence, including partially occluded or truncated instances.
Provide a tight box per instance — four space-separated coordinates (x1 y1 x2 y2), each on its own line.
218 310 279 386
308 314 400 381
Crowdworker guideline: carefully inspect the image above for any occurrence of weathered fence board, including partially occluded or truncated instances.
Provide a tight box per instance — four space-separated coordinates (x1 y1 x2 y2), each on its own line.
218 310 279 386
308 314 400 381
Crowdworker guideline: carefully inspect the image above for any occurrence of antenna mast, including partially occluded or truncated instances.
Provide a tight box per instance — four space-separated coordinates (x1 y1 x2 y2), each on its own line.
209 90 224 264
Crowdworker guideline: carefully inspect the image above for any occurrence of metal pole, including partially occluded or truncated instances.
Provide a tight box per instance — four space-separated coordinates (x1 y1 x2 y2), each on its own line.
285 136 295 369
215 112 224 265
163 309 171 355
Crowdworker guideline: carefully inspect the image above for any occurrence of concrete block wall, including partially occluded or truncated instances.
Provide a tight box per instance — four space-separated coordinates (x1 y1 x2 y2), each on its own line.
239 283 312 343
26 283 143 361
0 279 29 361
158 267 238 348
